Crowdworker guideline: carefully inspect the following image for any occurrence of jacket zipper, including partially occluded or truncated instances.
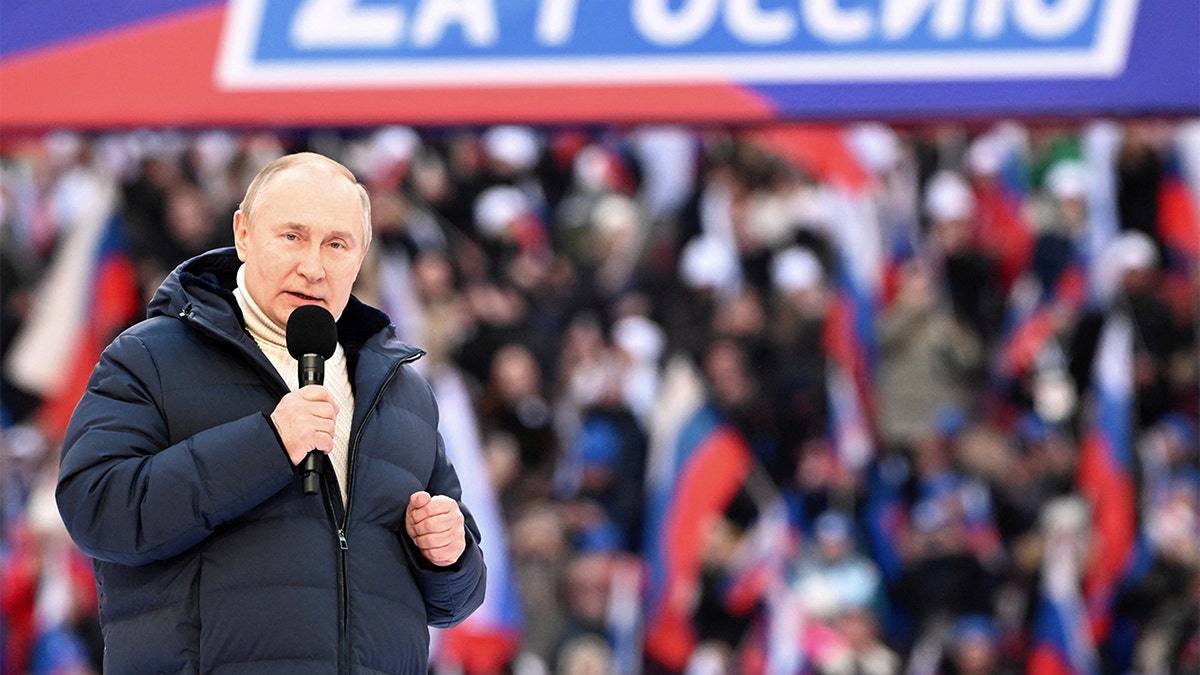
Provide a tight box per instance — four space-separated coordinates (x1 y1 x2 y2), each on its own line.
328 350 421 675
336 524 350 675
323 478 350 675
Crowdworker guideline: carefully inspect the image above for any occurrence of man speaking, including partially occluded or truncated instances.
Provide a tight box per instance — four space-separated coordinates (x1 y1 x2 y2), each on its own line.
56 152 486 673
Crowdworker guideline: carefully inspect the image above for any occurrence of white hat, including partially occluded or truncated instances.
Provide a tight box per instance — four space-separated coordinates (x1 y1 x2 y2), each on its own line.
1045 160 1088 201
846 123 899 174
967 135 1004 177
924 170 975 222
1093 230 1159 303
612 315 665 364
482 125 540 172
1107 230 1159 272
371 126 421 164
790 185 832 229
771 246 823 293
967 122 1029 178
573 144 617 193
679 235 739 290
473 185 528 238
350 126 421 183
591 194 640 235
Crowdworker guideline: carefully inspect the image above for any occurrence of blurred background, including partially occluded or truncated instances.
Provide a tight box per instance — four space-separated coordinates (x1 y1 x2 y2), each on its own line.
1 2 1198 674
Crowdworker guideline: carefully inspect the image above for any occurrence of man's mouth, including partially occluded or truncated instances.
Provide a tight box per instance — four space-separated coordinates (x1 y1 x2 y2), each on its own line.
287 291 323 303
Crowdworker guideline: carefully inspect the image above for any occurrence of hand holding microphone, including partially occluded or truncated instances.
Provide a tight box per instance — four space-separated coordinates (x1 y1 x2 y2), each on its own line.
270 387 338 465
275 305 339 495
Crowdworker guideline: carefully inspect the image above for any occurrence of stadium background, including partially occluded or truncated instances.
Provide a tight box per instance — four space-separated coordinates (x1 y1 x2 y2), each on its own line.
2 1 1198 673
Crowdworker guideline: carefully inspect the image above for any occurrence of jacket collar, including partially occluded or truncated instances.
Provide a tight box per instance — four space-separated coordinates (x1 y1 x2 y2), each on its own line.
148 248 422 364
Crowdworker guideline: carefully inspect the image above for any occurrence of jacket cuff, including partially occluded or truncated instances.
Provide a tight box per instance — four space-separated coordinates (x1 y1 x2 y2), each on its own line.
406 528 480 574
261 412 296 472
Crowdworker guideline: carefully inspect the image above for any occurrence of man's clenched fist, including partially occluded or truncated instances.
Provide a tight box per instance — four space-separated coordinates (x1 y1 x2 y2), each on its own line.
405 491 466 567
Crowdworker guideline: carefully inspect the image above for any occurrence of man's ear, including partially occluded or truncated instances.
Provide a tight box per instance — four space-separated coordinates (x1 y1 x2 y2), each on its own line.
232 210 248 262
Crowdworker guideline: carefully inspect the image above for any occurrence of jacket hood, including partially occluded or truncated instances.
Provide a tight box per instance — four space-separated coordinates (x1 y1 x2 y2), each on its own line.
147 248 402 356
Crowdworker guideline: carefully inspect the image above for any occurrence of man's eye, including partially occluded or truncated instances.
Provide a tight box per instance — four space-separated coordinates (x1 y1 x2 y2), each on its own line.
284 233 298 241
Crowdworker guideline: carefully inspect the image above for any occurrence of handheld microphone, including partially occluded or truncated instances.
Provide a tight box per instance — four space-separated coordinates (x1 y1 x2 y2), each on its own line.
285 305 338 496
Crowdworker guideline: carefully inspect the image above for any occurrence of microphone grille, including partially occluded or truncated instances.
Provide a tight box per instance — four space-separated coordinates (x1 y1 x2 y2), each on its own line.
285 305 338 359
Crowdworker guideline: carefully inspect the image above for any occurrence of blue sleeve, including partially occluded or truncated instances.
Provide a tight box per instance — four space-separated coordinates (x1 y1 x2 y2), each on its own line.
405 409 487 627
55 332 296 566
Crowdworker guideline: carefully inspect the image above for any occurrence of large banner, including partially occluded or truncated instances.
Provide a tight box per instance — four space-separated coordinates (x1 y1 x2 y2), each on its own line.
2 0 1197 128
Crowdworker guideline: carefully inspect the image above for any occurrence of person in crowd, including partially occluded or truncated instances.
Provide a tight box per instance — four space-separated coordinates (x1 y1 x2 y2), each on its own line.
892 498 1000 655
790 511 886 622
1028 159 1091 305
1115 473 1200 673
1070 230 1189 431
54 152 486 672
507 501 571 666
548 552 617 670
922 169 1006 347
814 605 901 675
767 244 831 449
945 614 1007 675
2 120 1197 675
875 259 984 454
479 343 559 503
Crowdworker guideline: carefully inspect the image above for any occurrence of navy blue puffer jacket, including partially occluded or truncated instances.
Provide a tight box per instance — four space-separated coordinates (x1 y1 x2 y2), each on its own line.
56 248 486 674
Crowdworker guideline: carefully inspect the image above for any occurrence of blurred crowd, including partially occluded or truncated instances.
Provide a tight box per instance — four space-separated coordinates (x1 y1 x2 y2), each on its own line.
1 119 1198 675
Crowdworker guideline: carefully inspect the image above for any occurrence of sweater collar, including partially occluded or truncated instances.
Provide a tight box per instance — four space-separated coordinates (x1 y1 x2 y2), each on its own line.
234 264 288 352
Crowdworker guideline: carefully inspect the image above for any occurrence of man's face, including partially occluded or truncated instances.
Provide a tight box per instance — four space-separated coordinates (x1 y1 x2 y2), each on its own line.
233 162 368 329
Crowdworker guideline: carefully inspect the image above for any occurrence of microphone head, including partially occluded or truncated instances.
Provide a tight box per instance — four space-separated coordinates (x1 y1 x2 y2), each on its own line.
286 305 338 360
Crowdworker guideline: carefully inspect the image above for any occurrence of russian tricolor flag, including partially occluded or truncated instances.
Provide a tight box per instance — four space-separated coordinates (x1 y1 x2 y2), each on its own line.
1028 502 1100 675
721 497 805 675
971 141 1035 294
1076 312 1138 643
1156 146 1200 269
995 253 1088 382
4 179 141 441
642 378 755 672
822 178 883 473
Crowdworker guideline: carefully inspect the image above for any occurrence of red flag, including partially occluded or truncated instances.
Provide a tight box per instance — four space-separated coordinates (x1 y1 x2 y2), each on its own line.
37 215 141 440
6 189 142 443
1157 165 1200 263
643 407 754 671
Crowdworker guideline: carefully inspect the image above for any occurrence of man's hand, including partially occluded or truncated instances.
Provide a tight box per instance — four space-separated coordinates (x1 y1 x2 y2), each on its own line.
405 491 466 567
270 385 339 466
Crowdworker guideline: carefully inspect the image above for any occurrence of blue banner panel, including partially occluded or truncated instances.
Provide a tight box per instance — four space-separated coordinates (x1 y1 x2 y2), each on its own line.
217 0 1135 86
1 0 1197 128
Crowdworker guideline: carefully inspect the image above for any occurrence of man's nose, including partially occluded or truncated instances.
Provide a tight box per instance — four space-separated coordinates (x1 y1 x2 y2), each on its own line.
297 244 325 282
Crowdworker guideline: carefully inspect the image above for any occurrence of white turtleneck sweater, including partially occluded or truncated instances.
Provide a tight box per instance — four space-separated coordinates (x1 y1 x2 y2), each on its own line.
234 266 353 504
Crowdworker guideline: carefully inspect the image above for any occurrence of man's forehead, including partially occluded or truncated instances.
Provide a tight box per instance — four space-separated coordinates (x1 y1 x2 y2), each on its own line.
265 161 354 191
257 168 360 214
